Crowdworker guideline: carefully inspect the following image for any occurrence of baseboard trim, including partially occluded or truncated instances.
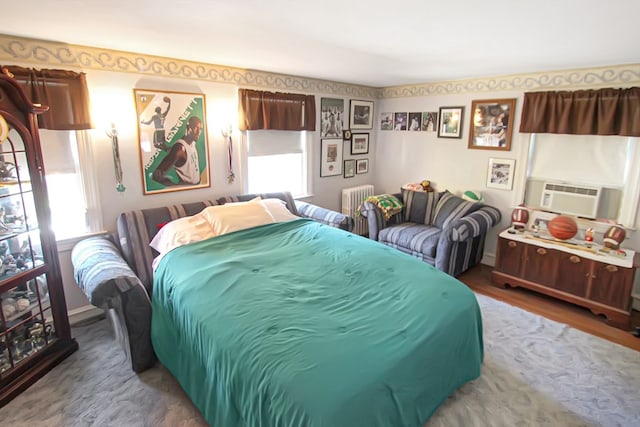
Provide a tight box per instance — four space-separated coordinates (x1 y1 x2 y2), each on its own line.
68 305 104 326
633 294 640 311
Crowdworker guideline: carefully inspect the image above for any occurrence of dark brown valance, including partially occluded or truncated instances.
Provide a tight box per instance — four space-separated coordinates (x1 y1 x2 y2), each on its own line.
519 87 640 137
238 89 316 131
2 65 93 130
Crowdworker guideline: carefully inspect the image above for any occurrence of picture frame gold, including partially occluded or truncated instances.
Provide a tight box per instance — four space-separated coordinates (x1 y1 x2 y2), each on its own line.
468 98 516 151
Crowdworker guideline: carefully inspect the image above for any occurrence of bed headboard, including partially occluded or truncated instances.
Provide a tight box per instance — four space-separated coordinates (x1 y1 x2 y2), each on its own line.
116 192 298 292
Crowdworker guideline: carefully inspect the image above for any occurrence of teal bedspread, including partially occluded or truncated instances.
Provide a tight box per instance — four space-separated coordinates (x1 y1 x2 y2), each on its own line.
152 219 483 427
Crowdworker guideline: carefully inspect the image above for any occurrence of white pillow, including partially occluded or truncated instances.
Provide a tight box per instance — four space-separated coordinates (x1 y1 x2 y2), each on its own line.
201 199 275 236
262 198 299 222
149 213 215 255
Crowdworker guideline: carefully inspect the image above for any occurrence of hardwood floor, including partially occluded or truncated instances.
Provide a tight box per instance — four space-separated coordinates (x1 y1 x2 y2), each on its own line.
458 264 640 352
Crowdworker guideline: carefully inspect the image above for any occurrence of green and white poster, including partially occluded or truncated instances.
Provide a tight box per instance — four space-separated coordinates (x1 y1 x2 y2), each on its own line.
134 89 210 194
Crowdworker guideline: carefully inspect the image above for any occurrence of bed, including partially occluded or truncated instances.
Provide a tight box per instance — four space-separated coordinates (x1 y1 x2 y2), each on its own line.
151 210 483 426
72 192 483 426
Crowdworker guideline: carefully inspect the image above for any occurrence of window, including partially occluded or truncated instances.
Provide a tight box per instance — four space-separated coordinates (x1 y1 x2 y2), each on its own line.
40 129 102 241
244 130 310 197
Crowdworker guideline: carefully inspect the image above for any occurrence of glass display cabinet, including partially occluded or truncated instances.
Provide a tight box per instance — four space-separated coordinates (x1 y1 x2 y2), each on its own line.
0 70 78 405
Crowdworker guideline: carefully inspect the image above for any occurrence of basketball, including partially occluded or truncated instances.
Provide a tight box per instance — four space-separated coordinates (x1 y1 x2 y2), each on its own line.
163 96 170 102
548 215 578 240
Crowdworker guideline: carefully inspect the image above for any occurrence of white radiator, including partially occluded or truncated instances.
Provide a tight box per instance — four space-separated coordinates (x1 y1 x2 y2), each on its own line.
342 184 375 235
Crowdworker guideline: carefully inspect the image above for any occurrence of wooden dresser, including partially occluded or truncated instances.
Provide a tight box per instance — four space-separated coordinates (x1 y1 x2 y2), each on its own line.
492 229 639 329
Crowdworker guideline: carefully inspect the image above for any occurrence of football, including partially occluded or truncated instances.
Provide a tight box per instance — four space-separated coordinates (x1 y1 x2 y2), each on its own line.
548 215 578 240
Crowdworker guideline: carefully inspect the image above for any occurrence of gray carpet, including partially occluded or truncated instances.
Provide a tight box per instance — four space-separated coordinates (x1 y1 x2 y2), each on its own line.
1 293 639 427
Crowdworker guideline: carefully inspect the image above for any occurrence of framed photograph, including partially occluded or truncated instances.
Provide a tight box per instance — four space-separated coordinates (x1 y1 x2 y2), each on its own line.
349 99 374 129
356 158 369 174
321 97 344 138
343 129 352 141
380 112 393 130
437 106 464 138
393 112 408 130
320 138 343 177
351 133 369 155
134 89 210 195
486 158 515 190
421 112 438 132
408 112 422 131
469 98 516 150
344 159 356 178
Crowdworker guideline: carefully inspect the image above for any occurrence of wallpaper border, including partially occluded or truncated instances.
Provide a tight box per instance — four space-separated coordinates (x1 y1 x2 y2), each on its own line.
1 35 639 99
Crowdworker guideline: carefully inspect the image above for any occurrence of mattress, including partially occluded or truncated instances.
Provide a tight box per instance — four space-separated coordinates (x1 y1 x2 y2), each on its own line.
151 219 483 426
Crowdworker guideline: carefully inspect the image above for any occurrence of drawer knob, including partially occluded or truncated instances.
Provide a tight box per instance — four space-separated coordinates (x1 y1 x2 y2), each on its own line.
605 264 618 272
569 255 581 264
508 241 517 248
536 248 547 255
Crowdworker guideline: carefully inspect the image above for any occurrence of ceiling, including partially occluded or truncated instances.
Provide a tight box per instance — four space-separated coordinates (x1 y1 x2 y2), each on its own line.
3 0 640 88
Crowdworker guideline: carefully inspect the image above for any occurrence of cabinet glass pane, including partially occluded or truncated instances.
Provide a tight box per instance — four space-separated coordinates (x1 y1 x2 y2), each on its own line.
0 128 25 154
1 273 52 373
0 230 43 284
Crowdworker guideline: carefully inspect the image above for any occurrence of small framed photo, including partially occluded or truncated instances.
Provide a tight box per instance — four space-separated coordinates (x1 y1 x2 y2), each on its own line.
349 99 374 129
486 158 515 190
344 159 356 178
343 129 352 141
351 133 369 155
437 106 464 138
408 112 422 131
421 112 438 132
393 112 408 130
469 98 516 151
320 138 343 177
356 158 369 174
380 112 393 130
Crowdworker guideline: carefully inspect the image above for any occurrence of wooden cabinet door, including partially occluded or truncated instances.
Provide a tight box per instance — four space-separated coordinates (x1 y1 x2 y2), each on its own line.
523 245 558 286
495 237 525 277
555 253 590 297
589 263 634 310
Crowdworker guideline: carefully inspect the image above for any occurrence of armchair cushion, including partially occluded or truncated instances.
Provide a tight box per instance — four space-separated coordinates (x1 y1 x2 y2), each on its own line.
401 189 441 225
379 223 441 259
433 191 482 229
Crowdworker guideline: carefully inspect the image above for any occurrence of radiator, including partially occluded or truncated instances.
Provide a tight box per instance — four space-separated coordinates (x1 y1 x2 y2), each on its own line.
341 184 375 235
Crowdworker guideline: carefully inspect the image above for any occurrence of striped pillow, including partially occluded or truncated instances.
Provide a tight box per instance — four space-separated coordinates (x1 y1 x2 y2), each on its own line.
401 189 441 225
433 191 482 229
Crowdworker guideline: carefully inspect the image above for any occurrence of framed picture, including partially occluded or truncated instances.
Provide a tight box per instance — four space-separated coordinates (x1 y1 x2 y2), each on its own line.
469 98 516 151
421 112 438 132
134 89 210 195
486 158 515 190
349 99 374 129
351 133 369 155
393 112 407 130
320 138 343 177
408 112 422 131
343 129 352 141
321 97 344 138
344 159 356 178
356 158 369 174
437 106 464 138
380 112 393 130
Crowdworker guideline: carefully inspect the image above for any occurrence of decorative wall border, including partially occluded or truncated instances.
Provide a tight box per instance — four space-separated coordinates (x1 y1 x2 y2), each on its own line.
381 65 640 98
1 35 638 100
0 35 378 99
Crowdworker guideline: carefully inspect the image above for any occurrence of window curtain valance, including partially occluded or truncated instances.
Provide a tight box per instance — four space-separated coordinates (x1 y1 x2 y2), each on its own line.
2 65 93 130
238 89 316 131
519 87 640 137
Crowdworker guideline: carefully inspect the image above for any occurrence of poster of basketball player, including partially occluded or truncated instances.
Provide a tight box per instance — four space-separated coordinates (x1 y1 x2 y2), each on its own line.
134 89 210 195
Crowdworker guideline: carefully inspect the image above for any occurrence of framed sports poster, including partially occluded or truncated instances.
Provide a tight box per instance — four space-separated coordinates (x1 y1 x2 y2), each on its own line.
134 89 210 195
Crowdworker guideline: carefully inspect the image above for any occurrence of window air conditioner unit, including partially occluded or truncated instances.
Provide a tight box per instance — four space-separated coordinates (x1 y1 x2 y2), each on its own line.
540 182 601 219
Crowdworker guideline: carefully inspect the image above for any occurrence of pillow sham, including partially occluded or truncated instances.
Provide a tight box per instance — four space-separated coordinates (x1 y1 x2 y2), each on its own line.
262 198 299 222
201 198 276 236
149 213 216 255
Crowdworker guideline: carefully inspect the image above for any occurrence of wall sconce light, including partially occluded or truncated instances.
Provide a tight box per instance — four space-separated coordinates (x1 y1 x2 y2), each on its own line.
106 123 126 193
